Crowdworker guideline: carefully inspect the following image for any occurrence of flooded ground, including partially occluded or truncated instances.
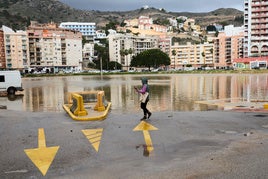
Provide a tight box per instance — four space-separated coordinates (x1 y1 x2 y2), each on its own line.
1 73 268 114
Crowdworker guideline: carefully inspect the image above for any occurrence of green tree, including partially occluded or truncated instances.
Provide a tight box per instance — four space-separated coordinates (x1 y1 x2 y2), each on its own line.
206 25 216 32
153 18 170 26
126 29 132 33
120 48 133 70
131 49 170 70
120 21 127 27
104 21 119 35
94 42 109 70
108 61 122 70
87 62 96 69
82 36 87 46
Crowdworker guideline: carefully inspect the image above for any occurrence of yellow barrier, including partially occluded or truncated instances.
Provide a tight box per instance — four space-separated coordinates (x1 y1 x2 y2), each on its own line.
264 104 268 109
67 91 98 104
63 90 111 121
70 93 88 116
94 91 106 111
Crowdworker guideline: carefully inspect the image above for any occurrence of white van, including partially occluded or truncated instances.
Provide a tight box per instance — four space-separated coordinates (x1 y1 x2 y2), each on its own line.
0 71 23 95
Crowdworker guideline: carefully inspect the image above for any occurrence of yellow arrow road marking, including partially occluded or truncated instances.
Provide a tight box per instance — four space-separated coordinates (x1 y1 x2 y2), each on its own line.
24 128 59 176
133 121 158 154
143 130 154 152
133 121 158 131
82 129 103 152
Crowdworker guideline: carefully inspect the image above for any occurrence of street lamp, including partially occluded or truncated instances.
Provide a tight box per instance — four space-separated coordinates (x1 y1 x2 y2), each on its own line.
100 56 103 79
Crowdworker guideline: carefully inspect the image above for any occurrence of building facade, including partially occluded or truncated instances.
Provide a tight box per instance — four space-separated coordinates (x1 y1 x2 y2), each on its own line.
2 26 29 70
108 33 159 70
59 22 96 42
213 25 244 69
0 29 5 69
170 42 214 69
244 0 268 57
82 43 94 69
27 22 83 72
158 36 172 55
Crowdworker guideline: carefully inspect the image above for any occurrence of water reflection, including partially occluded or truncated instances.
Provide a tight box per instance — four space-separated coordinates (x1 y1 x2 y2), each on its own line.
1 74 268 113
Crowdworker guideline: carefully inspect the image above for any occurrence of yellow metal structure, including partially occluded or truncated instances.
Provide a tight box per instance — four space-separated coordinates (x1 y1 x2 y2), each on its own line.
94 91 106 111
63 90 111 121
70 93 88 116
264 104 268 109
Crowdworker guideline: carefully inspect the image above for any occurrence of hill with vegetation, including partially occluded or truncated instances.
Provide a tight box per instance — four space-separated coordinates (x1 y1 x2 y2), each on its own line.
0 0 244 30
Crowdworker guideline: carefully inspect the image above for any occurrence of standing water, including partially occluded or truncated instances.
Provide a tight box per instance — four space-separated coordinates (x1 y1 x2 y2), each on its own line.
1 74 268 114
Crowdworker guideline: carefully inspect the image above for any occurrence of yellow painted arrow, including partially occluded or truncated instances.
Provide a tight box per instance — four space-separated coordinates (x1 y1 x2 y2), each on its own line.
133 121 158 153
24 128 59 176
82 128 103 152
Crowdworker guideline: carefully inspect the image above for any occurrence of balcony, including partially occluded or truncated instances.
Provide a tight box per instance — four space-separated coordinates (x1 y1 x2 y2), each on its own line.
252 20 268 24
252 13 268 18
226 60 232 64
251 36 268 40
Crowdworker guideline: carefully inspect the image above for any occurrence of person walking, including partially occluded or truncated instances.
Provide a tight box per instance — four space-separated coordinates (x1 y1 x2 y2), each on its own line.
134 77 152 120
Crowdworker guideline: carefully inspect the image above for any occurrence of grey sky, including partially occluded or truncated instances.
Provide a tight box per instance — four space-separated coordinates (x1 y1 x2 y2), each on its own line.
59 0 243 12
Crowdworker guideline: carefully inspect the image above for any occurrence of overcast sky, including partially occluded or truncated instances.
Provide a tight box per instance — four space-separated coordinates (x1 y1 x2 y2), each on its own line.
59 0 243 12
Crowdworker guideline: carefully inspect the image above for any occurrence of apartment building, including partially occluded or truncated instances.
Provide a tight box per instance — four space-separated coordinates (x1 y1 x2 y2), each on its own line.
82 43 94 68
213 25 244 69
2 26 29 70
0 29 5 69
27 22 83 72
170 42 214 69
108 33 159 70
59 22 96 42
244 0 268 57
158 36 172 55
138 16 153 25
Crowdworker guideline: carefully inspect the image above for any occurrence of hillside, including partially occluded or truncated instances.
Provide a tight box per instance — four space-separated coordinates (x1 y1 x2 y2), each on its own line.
0 0 244 30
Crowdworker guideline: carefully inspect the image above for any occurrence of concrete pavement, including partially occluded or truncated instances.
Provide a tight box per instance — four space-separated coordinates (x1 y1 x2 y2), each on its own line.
1 109 268 178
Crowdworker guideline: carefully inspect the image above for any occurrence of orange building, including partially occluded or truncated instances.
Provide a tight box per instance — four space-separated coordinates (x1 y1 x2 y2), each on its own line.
213 25 244 69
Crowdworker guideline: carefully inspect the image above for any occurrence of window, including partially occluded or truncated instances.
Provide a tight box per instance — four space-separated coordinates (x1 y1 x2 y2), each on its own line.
0 75 5 82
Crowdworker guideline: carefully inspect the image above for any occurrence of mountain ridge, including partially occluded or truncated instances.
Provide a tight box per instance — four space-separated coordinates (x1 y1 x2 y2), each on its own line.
0 0 244 30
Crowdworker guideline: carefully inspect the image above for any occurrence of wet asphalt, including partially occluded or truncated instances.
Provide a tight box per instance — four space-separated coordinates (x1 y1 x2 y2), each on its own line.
1 109 268 178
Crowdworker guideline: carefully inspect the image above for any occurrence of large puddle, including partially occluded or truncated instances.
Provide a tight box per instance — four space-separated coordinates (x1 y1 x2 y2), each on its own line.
1 73 268 114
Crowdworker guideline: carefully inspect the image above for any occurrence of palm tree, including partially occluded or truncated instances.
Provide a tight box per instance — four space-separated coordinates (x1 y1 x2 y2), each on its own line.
126 48 133 70
120 49 126 66
120 48 133 71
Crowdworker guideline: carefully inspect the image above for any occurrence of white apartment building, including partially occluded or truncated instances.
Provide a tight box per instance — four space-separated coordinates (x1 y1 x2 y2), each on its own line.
244 0 268 57
108 33 159 70
59 22 96 41
82 43 94 68
168 17 178 27
2 25 29 70
27 22 83 72
170 42 214 69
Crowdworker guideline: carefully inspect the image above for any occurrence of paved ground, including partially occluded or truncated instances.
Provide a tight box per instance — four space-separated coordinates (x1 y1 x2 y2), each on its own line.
1 109 268 178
